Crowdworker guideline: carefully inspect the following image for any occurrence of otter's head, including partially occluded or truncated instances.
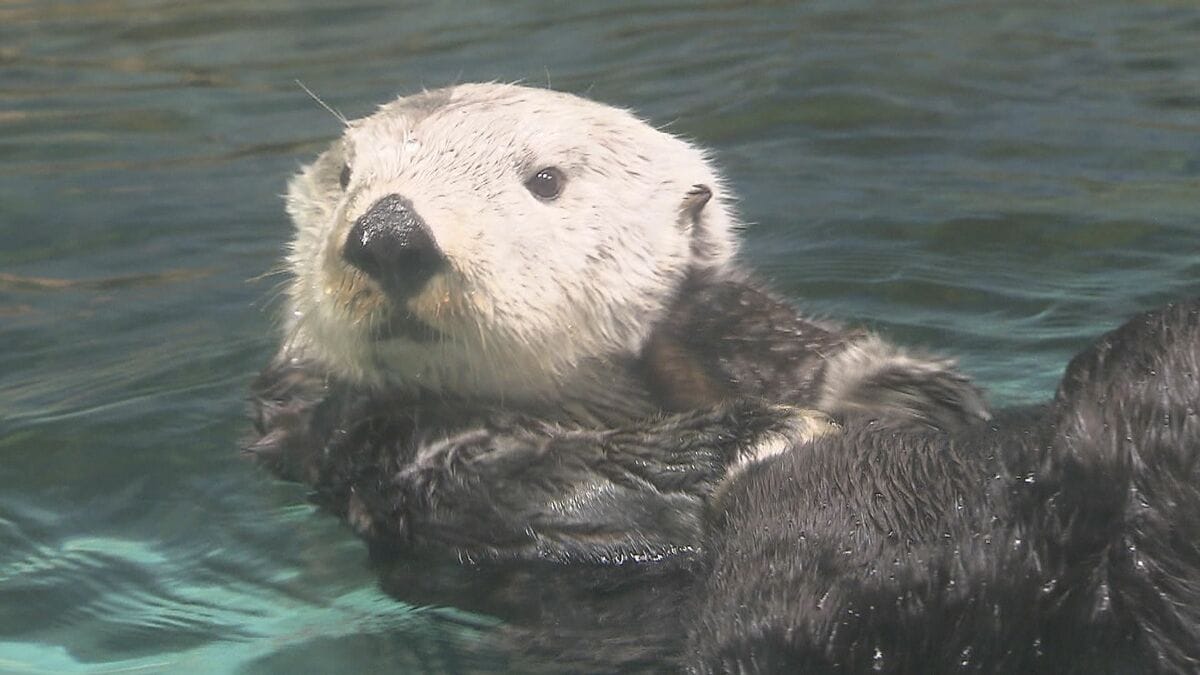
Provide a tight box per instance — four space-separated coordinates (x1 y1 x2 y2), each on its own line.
282 83 739 397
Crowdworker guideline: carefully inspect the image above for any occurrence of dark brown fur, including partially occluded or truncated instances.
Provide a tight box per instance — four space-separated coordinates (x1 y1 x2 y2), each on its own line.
247 271 996 672
641 273 862 411
249 271 985 558
689 299 1200 674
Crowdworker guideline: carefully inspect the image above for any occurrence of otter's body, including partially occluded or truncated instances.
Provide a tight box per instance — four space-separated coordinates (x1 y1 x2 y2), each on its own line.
691 299 1200 674
248 265 942 562
250 83 986 563
247 84 1198 672
249 294 1200 674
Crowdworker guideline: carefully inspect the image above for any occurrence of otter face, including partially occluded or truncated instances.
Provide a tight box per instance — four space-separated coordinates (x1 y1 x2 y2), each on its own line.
282 83 739 397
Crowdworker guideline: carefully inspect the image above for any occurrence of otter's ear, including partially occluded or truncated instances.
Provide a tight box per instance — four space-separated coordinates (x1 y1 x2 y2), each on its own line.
678 183 737 268
286 145 343 232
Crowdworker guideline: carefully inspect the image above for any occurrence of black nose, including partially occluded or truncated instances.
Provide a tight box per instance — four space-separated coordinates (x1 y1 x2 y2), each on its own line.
342 194 443 298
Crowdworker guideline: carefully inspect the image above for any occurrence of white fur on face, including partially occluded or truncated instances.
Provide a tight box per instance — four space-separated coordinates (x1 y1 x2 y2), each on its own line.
281 83 740 398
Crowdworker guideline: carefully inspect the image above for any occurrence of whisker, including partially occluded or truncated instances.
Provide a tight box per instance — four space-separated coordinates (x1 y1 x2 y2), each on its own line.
296 79 349 126
246 264 290 283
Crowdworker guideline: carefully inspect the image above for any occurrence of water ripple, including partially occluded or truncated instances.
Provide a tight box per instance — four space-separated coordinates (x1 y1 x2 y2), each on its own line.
2 0 1199 671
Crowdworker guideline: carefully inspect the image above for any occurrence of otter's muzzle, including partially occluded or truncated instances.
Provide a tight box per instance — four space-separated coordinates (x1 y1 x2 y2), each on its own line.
343 194 443 298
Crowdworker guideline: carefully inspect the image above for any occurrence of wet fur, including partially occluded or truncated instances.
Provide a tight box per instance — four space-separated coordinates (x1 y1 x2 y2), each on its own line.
253 82 989 560
250 298 1200 674
249 264 982 564
242 83 1200 672
692 299 1200 674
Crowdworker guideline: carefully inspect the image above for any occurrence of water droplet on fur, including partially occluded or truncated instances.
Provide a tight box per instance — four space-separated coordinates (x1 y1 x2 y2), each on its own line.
817 590 830 610
1095 581 1112 612
1133 489 1150 509
1128 543 1147 571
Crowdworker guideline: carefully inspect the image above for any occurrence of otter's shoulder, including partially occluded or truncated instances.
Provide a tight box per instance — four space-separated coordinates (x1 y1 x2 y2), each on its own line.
642 269 858 410
643 269 990 430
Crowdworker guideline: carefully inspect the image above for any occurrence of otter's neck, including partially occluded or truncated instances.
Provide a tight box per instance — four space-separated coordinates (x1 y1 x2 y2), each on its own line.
637 269 859 412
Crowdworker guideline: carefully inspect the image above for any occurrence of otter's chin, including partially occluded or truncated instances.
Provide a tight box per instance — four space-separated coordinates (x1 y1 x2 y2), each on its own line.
371 312 442 343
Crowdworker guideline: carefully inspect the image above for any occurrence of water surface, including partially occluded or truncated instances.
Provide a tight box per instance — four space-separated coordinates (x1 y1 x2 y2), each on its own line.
2 1 1198 672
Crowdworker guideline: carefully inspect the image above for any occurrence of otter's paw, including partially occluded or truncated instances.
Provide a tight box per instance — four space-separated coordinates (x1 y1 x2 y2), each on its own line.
344 429 532 549
727 403 838 473
393 428 527 496
243 359 331 483
818 335 990 431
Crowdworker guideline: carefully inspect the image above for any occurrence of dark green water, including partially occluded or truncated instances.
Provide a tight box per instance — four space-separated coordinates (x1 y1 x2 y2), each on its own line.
1 1 1198 672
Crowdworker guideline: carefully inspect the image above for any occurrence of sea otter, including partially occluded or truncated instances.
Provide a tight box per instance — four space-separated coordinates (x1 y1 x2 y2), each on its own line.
247 84 1200 673
248 83 988 564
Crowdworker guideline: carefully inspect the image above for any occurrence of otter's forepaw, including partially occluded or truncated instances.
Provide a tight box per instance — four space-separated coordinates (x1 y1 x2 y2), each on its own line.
417 428 498 467
244 359 331 483
338 431 505 550
728 403 837 473
818 335 990 431
393 428 513 496
707 404 838 505
739 403 835 468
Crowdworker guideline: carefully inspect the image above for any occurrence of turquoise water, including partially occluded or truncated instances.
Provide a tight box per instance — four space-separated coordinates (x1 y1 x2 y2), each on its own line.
1 1 1198 672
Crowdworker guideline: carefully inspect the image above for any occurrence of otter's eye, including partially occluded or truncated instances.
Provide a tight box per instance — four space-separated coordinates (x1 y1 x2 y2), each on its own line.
525 167 565 200
338 164 351 190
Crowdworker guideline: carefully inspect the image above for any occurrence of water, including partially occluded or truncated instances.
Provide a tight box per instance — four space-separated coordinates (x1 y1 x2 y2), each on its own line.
1 0 1198 672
